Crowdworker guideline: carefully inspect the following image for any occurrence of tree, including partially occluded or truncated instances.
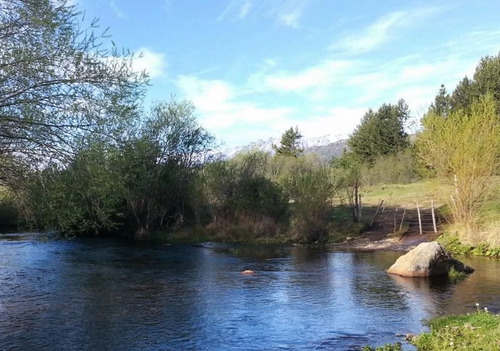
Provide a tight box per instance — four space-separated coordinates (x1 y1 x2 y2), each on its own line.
450 53 500 112
473 54 500 103
0 0 146 171
18 142 125 235
429 84 452 117
331 152 363 222
417 95 500 237
273 126 304 158
450 77 474 112
120 99 214 237
348 99 410 164
203 151 288 236
281 158 332 242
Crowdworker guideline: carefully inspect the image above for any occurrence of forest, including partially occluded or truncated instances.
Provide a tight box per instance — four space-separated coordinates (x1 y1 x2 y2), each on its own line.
1 0 500 249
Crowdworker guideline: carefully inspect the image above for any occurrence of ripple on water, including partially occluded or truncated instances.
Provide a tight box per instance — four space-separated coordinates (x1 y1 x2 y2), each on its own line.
0 238 499 350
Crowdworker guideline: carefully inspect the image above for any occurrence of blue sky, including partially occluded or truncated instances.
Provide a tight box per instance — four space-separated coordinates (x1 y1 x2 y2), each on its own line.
73 0 500 148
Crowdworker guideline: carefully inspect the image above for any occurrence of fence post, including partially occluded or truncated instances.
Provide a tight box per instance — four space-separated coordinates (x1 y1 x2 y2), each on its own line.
431 199 437 233
416 201 422 235
393 208 398 233
370 200 384 227
399 204 407 231
358 194 362 222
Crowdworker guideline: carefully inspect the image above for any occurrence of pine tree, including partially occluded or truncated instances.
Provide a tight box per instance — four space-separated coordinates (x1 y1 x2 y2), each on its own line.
273 126 304 158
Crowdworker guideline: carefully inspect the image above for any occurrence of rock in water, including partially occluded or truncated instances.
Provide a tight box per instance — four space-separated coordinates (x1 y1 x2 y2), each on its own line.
387 241 474 277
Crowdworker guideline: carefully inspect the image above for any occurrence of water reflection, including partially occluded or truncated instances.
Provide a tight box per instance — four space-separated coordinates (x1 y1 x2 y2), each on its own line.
0 236 499 350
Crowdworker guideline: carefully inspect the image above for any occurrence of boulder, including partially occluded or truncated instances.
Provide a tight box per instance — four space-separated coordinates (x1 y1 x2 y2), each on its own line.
387 241 474 277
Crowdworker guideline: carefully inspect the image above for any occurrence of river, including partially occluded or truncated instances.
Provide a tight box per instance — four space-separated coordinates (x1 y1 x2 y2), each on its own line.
0 234 499 350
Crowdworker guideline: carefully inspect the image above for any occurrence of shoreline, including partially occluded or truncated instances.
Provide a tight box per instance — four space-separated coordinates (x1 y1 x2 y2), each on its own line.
329 231 439 252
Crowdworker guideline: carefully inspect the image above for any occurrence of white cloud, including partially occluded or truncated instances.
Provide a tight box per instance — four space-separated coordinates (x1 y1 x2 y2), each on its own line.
217 0 306 28
262 58 277 68
239 1 252 19
132 48 167 79
109 0 126 19
259 60 353 94
299 107 367 138
332 7 444 55
445 29 500 62
278 10 302 28
176 75 292 134
333 11 405 54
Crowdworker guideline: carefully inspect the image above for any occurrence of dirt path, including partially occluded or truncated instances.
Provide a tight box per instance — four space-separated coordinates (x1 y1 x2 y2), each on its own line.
330 205 442 252
331 231 439 252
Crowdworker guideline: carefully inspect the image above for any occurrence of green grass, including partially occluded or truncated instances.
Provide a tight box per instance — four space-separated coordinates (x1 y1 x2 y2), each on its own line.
413 310 500 350
361 180 452 208
355 178 500 253
362 343 403 351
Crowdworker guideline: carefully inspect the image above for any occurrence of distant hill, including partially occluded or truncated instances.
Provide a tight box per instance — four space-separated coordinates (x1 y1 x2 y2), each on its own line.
222 134 349 162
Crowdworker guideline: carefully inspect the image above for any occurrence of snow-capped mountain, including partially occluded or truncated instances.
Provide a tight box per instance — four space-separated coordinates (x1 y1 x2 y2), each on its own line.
222 134 349 161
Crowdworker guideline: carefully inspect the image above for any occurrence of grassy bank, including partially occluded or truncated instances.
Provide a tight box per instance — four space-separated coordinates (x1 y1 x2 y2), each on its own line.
363 309 500 351
412 309 500 350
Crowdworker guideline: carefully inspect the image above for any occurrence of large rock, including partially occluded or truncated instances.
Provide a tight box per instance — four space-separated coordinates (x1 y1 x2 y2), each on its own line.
387 241 474 277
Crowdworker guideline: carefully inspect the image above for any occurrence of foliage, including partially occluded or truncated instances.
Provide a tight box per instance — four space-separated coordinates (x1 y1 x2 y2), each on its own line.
362 343 402 351
0 0 146 171
348 99 410 164
272 126 304 158
438 233 500 258
281 158 333 242
429 84 452 116
450 77 474 112
361 149 420 186
14 98 214 237
18 143 124 235
331 152 362 221
413 310 500 351
119 99 214 237
203 151 288 238
449 53 500 113
0 189 21 231
417 95 500 234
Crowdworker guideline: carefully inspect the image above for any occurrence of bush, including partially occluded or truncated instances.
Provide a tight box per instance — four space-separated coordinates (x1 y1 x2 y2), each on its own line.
362 149 419 186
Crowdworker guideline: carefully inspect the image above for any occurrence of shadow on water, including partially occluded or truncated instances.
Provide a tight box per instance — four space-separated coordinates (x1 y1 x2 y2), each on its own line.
0 237 498 350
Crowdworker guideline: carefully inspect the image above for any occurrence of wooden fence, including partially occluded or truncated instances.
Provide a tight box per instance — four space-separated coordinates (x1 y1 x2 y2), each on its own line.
369 199 442 235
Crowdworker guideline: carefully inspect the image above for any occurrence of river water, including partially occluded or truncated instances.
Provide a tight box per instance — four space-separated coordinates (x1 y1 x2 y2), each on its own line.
0 234 499 350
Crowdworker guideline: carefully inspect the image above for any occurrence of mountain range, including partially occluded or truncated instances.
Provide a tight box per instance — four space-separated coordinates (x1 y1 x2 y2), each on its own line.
223 134 349 161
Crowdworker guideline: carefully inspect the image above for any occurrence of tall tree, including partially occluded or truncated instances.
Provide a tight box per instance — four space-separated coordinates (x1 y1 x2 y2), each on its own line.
348 99 410 164
273 126 304 158
450 77 474 112
417 95 500 236
0 0 147 170
120 99 214 237
429 84 452 117
449 53 500 112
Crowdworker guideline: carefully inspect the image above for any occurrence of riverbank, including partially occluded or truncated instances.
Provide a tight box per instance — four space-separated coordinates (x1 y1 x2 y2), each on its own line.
365 309 500 351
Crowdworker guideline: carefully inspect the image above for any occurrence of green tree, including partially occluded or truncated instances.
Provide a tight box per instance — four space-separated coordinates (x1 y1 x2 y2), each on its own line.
120 99 214 237
451 77 474 112
429 84 452 117
282 158 332 242
417 95 500 238
0 0 146 170
273 126 304 158
450 53 500 112
473 54 500 103
331 152 363 221
203 151 288 237
19 142 125 235
348 99 410 164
